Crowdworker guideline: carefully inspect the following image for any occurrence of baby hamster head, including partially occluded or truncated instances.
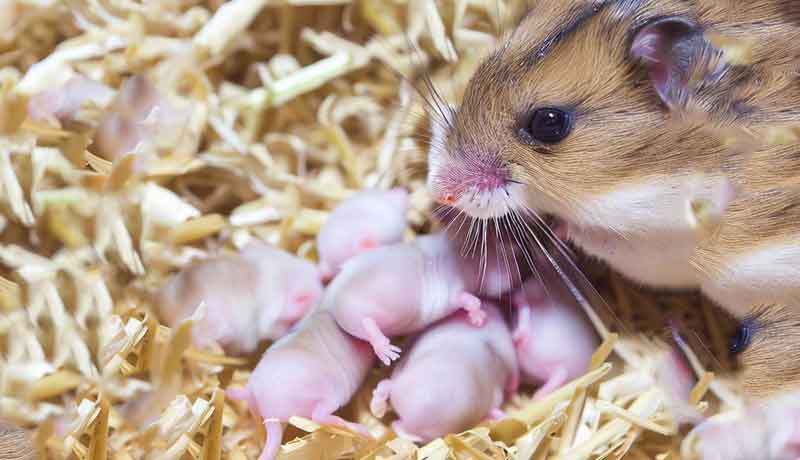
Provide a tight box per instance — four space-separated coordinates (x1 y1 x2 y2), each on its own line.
427 0 737 231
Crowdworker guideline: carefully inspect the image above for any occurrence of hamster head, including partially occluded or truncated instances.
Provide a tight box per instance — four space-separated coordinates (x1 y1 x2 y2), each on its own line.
426 0 739 284
730 305 800 400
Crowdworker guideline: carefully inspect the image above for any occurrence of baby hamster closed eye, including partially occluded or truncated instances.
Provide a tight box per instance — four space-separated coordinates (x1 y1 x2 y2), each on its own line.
425 0 796 289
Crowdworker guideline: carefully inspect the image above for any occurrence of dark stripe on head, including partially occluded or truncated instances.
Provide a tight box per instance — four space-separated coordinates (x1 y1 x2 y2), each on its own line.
525 0 618 66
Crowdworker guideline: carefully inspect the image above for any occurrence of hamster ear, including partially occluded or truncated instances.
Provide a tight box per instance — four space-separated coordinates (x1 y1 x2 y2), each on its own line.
630 16 712 109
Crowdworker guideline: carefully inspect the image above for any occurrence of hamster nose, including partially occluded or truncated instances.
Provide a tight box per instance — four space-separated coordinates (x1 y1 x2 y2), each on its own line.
433 191 457 205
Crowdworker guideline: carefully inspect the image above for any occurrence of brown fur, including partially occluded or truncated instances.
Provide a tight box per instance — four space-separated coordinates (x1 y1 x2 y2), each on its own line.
436 0 800 214
693 184 800 277
432 0 800 400
0 422 35 460
737 305 800 399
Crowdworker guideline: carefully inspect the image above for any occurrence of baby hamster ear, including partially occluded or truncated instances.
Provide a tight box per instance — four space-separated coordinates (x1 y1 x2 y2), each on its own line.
630 16 718 110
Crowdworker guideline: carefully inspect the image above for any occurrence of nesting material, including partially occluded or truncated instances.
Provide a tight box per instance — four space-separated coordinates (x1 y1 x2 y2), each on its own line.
0 0 744 459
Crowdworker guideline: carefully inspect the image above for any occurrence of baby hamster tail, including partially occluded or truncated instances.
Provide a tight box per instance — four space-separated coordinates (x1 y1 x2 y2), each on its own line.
261 420 284 460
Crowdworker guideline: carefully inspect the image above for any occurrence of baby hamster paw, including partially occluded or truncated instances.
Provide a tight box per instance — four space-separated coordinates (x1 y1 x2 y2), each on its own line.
456 292 485 326
370 380 392 418
362 318 401 365
372 339 401 366
512 305 532 347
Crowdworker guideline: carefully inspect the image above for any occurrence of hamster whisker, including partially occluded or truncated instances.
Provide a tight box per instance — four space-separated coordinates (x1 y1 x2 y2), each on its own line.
432 204 460 225
506 203 628 338
479 218 489 292
499 216 525 305
505 213 547 296
513 200 576 259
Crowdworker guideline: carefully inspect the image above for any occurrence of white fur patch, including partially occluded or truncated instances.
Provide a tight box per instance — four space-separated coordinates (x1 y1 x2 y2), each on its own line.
560 174 733 288
454 182 528 219
575 174 733 234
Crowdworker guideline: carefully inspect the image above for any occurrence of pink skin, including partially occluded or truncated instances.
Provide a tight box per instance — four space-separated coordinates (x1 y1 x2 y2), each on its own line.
156 241 322 355
227 309 375 460
92 75 188 162
511 278 599 399
369 304 518 443
652 342 703 425
317 188 409 282
27 75 115 125
686 391 800 460
326 232 486 365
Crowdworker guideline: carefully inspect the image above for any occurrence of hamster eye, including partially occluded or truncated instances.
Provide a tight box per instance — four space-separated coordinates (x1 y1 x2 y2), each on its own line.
524 107 573 144
729 321 754 355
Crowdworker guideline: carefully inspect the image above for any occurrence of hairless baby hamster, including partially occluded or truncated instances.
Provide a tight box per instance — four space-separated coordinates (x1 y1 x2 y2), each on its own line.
227 309 374 460
156 241 322 355
369 303 518 442
325 232 485 365
512 278 599 399
316 187 409 282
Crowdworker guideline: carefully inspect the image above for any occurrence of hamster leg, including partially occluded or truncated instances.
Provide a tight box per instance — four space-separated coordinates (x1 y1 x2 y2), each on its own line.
391 420 424 443
506 369 520 396
453 292 485 326
311 400 373 438
362 318 401 365
227 386 261 420
370 379 393 418
512 305 532 347
532 366 569 400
